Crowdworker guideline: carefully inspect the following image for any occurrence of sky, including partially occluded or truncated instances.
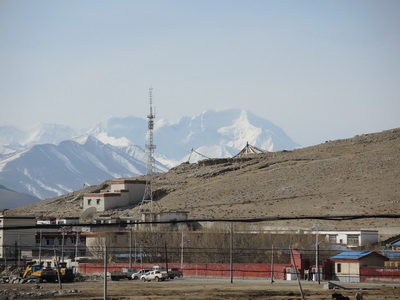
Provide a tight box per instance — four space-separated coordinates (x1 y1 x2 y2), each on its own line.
0 0 399 147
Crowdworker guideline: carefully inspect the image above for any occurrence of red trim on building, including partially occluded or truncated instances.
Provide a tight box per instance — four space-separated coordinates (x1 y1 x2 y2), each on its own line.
84 193 122 197
110 180 147 184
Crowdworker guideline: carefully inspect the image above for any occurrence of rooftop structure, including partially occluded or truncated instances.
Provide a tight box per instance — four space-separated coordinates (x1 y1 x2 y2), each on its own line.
83 179 146 212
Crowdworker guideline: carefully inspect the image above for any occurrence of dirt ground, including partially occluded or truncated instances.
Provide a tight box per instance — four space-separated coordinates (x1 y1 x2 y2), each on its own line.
1 278 400 300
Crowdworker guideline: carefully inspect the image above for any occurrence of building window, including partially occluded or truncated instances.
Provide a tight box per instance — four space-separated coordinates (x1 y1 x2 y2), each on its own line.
337 263 341 273
80 237 86 245
58 238 63 245
96 199 101 205
46 238 54 246
328 234 338 244
88 199 92 205
71 237 77 244
347 234 359 246
36 237 40 244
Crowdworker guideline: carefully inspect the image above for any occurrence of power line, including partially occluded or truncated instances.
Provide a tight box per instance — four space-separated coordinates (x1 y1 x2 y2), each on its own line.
1 214 400 230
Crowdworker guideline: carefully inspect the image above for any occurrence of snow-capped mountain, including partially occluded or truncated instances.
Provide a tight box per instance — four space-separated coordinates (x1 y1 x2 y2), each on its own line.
0 108 299 201
0 136 167 199
0 123 80 155
153 109 299 163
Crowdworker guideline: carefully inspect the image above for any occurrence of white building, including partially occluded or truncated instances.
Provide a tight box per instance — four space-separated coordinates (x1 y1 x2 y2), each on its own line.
320 230 379 247
0 215 36 259
83 179 146 212
139 211 189 230
55 217 80 225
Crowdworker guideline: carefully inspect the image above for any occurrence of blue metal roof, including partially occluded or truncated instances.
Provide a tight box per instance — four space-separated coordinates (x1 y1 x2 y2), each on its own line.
392 240 400 246
330 251 374 260
381 251 400 260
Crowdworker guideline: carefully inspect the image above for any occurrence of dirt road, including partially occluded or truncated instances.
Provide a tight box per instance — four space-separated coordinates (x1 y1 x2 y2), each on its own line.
1 278 400 299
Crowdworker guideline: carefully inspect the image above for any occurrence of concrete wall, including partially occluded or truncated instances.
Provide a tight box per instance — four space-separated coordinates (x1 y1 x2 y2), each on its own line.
83 192 129 211
334 261 360 282
322 230 379 247
110 180 146 205
0 216 36 259
83 180 146 211
85 231 131 258
158 212 188 222
103 192 129 210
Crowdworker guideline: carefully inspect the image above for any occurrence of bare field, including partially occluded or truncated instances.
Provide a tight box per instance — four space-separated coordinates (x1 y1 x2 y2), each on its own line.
2 278 400 300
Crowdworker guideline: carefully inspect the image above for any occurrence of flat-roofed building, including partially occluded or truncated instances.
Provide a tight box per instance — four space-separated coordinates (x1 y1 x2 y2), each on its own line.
0 215 36 259
83 180 146 212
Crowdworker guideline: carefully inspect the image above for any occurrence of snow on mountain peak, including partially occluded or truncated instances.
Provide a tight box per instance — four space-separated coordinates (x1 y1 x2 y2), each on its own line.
93 132 133 147
0 108 299 200
23 123 77 146
218 109 262 149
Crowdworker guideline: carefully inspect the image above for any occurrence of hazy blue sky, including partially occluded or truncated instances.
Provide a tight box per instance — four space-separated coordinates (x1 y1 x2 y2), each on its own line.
1 0 399 146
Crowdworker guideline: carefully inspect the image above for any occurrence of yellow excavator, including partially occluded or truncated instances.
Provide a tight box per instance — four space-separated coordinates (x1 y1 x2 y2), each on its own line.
22 262 57 283
22 261 74 283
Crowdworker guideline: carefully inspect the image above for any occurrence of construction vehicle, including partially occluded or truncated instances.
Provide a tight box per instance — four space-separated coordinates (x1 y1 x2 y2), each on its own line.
22 261 74 283
56 262 75 282
22 262 57 283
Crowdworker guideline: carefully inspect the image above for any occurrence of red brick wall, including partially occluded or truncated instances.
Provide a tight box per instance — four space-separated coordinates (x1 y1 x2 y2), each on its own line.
360 267 400 283
79 263 291 279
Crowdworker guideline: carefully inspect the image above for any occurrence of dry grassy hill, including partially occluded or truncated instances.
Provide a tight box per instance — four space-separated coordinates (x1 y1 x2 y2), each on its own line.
8 128 400 235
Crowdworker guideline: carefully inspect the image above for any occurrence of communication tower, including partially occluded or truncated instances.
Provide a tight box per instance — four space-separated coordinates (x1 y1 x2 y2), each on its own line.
139 88 158 213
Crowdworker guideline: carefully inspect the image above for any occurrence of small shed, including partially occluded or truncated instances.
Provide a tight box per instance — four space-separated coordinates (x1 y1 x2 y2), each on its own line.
381 250 400 267
330 251 388 283
388 238 400 251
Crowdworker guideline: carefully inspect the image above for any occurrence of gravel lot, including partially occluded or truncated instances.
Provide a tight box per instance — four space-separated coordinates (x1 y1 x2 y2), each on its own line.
1 278 400 299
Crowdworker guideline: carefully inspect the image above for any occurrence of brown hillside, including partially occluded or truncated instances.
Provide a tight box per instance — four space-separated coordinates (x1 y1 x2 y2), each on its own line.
8 128 400 234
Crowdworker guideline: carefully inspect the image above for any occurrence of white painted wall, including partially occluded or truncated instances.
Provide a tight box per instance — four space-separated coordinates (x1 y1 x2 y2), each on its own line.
0 216 36 258
83 180 146 212
321 230 379 247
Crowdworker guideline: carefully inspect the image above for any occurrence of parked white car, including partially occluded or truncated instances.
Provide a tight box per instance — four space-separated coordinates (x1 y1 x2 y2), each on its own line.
140 270 168 282
131 269 151 280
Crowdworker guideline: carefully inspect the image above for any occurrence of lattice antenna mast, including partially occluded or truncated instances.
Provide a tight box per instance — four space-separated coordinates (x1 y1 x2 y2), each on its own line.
140 87 157 212
147 87 156 175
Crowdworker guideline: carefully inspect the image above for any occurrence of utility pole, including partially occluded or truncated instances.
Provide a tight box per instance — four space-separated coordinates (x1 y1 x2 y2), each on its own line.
164 242 169 276
229 222 233 284
74 231 79 274
53 245 62 290
38 230 42 265
290 248 305 300
129 229 133 269
61 231 65 262
104 245 108 300
271 244 274 284
180 231 184 270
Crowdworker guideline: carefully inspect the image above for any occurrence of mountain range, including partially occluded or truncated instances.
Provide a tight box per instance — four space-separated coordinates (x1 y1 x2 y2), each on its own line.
8 128 400 235
0 108 299 204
